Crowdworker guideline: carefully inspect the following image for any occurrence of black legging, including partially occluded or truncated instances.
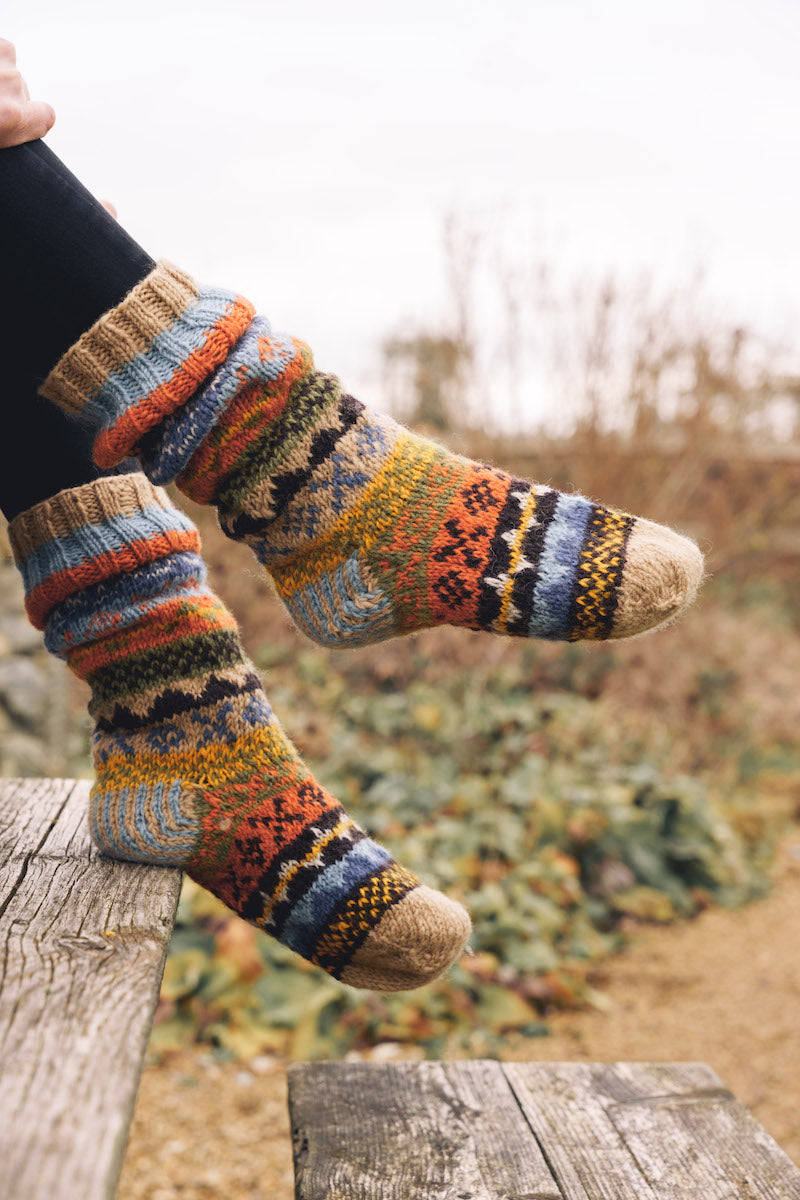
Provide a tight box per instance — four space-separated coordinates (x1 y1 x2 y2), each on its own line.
0 140 155 518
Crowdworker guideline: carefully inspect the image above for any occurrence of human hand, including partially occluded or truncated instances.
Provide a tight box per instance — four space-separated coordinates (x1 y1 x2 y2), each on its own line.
0 39 55 147
0 41 116 214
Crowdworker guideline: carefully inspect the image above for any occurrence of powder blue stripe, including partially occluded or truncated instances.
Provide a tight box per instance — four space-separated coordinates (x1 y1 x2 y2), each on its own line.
318 558 392 631
92 788 123 857
283 554 394 647
280 840 392 957
284 586 383 647
337 556 393 622
286 569 368 640
45 551 208 656
285 590 329 644
529 494 594 639
150 778 197 844
18 505 197 594
144 317 296 484
311 573 352 635
93 779 197 862
82 288 238 431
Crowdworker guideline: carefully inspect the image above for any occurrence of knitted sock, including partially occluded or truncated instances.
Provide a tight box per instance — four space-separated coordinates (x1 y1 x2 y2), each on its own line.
42 262 704 648
8 474 470 990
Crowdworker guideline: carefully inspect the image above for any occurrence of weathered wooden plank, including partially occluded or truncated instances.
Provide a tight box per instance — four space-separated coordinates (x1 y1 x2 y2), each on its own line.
0 778 181 1200
504 1062 800 1200
0 776 74 880
288 1060 564 1200
599 1062 800 1200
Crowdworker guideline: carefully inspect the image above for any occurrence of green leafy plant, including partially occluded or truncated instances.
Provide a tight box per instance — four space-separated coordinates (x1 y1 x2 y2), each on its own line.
153 645 777 1061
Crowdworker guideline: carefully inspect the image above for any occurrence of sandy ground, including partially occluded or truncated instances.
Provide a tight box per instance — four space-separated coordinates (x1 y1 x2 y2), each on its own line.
118 836 800 1199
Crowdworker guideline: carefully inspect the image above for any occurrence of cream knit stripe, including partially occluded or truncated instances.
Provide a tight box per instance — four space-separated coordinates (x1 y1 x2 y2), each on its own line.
9 475 171 559
41 262 200 415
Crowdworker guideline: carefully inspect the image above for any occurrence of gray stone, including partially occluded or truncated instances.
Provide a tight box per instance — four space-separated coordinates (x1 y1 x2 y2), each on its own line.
0 730 49 776
0 657 48 727
0 615 42 656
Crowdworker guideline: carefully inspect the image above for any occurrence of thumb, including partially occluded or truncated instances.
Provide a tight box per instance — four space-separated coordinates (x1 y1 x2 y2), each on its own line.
10 98 55 145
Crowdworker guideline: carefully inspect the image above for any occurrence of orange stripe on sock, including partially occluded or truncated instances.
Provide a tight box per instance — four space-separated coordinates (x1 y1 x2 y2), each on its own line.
93 296 256 469
178 337 313 504
68 596 236 678
25 529 201 629
189 774 341 895
426 465 511 629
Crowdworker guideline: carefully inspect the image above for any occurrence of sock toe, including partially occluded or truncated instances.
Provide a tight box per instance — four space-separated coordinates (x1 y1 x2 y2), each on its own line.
339 885 472 992
613 519 705 638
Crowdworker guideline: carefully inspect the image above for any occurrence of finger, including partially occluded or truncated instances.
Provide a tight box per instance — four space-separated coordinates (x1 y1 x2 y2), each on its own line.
100 199 118 219
5 99 56 146
0 39 17 66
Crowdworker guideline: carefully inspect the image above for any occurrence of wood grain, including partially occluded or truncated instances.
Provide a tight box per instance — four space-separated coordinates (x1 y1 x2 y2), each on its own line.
290 1061 800 1200
505 1062 800 1200
289 1059 563 1199
0 778 181 1200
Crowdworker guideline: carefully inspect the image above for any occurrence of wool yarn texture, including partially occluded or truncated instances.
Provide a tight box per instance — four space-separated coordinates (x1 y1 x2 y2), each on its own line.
42 262 704 647
8 475 470 991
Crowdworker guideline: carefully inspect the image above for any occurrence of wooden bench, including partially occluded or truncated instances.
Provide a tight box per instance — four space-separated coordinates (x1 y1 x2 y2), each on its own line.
4 779 800 1200
288 1060 800 1198
0 778 181 1200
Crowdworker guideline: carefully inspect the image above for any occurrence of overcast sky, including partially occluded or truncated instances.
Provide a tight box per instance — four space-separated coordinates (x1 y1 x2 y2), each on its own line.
5 0 800 422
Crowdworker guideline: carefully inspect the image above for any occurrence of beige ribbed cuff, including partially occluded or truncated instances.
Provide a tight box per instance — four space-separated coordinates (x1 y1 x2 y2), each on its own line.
41 261 200 415
8 474 173 563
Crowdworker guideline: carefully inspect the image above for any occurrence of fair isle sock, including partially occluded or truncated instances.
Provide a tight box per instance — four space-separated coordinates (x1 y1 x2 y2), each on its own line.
42 261 704 648
8 474 470 990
